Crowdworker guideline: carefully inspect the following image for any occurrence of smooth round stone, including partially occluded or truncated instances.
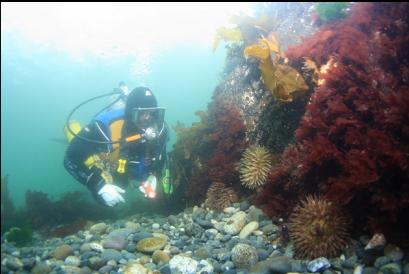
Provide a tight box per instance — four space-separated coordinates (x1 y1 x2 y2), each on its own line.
307 257 331 272
195 247 210 259
159 264 172 274
102 236 128 250
61 265 82 273
108 228 133 238
99 265 113 274
89 223 108 235
261 223 280 235
374 256 391 268
221 234 232 242
168 215 179 225
137 237 167 253
269 256 305 273
65 256 81 267
124 262 153 274
152 250 170 265
78 266 93 274
152 223 160 229
31 261 52 274
169 255 198 274
380 263 402 274
362 266 378 274
342 255 358 269
80 243 92 253
101 249 122 262
88 256 104 270
239 221 259 239
223 211 247 235
247 206 265 222
4 256 23 271
133 232 153 242
384 244 404 262
53 244 73 260
170 246 181 255
239 201 251 211
257 249 269 261
126 243 136 253
221 261 235 271
205 228 218 239
22 257 36 270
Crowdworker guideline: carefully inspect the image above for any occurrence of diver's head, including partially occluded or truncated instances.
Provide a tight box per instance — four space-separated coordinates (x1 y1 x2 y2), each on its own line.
125 87 164 135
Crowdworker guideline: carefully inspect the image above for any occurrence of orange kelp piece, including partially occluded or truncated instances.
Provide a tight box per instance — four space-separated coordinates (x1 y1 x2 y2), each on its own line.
244 35 308 102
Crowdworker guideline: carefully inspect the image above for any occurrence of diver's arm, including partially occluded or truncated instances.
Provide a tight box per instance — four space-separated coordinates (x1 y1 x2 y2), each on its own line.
63 122 108 195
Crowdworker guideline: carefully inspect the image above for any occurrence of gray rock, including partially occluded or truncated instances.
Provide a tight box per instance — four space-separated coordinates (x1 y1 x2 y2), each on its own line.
185 222 205 237
362 266 378 274
98 265 113 274
108 228 133 238
31 261 52 274
53 244 74 260
159 264 171 274
342 255 358 269
323 269 335 274
260 223 280 235
222 261 235 271
308 257 331 272
102 236 128 250
240 201 251 211
132 231 152 242
194 217 214 229
379 263 403 274
257 249 269 261
221 234 232 242
88 256 104 270
126 243 136 253
122 251 137 260
89 223 108 235
247 207 264 222
168 215 179 226
78 266 93 274
65 255 81 267
384 244 405 262
3 256 23 271
374 256 391 268
101 249 122 262
21 257 36 270
269 256 306 273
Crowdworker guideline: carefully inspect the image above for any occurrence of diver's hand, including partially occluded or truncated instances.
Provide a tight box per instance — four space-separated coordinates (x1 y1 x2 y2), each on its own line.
144 127 157 140
98 184 125 207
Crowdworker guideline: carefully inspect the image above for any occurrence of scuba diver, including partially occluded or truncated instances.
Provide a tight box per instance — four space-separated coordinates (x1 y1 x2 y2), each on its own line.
64 85 172 207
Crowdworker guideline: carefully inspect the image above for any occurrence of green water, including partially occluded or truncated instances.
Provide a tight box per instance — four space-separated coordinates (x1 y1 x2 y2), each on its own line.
1 32 226 208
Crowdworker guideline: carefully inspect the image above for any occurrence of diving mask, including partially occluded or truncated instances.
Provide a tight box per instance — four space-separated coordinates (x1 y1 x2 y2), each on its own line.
131 107 165 135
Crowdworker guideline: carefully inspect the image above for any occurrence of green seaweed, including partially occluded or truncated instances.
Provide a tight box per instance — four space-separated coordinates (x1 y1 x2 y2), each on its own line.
316 2 352 23
4 223 33 247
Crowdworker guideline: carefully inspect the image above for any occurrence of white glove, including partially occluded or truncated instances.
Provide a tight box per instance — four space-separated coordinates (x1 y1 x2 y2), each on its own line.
98 184 125 207
144 127 157 140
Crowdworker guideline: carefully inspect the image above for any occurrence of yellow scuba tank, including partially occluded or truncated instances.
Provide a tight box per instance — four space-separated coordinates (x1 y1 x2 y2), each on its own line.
64 121 82 143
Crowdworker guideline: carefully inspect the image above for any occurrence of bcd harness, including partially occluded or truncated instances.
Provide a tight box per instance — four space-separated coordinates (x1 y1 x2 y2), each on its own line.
81 109 173 194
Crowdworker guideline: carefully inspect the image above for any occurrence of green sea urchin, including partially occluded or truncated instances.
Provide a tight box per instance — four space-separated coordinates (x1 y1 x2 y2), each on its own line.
288 195 350 259
239 145 273 189
204 182 238 211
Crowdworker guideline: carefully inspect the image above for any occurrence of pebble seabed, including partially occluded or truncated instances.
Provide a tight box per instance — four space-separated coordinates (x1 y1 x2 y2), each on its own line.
1 201 408 274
